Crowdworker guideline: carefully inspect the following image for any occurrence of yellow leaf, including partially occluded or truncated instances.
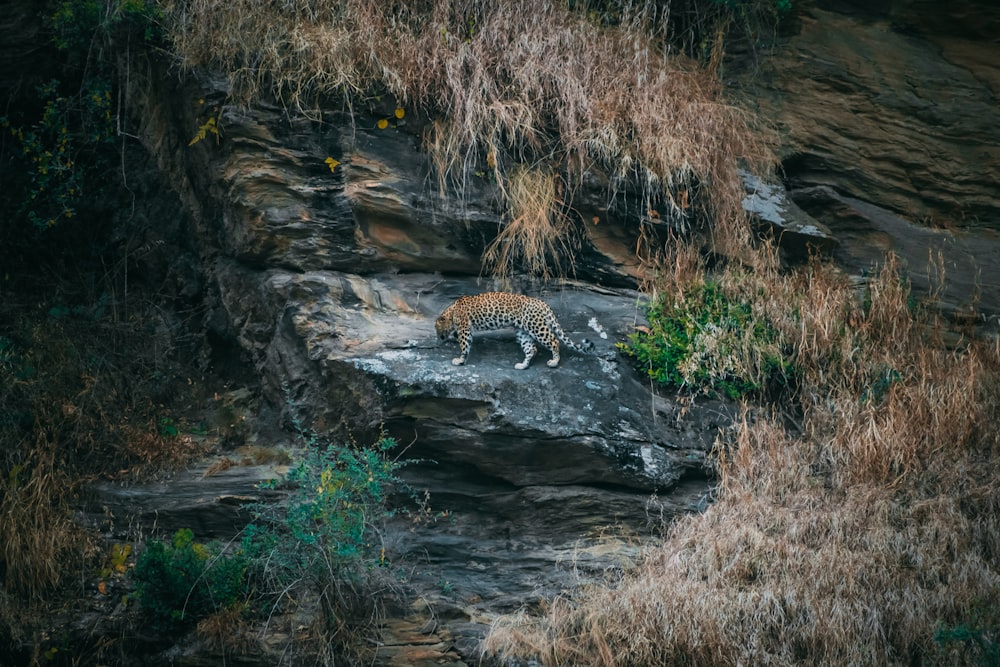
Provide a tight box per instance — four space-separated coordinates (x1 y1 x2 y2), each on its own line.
98 581 108 595
188 117 219 146
394 107 405 119
324 157 340 172
377 119 389 129
486 151 496 168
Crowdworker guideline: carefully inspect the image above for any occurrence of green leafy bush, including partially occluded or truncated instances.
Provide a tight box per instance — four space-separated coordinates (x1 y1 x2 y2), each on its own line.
619 279 791 398
130 431 404 648
237 433 403 658
245 436 400 589
0 79 112 229
133 528 247 630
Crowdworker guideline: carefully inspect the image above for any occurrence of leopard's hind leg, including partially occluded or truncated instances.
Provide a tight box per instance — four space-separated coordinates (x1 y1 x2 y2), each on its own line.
533 326 561 368
514 330 538 370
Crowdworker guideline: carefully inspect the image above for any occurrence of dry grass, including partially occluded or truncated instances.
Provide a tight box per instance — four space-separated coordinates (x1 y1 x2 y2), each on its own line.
196 603 260 655
485 254 1000 665
0 311 207 599
0 439 91 599
482 165 577 282
159 0 775 277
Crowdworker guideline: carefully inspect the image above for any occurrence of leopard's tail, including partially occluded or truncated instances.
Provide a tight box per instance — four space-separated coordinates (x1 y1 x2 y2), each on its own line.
548 315 596 355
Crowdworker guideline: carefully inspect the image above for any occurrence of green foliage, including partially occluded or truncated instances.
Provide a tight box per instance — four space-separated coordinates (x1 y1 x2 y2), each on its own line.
157 416 179 437
129 427 406 644
188 116 220 146
51 0 163 51
861 367 903 405
246 436 401 589
1 0 162 233
619 279 791 398
133 528 248 630
0 79 113 229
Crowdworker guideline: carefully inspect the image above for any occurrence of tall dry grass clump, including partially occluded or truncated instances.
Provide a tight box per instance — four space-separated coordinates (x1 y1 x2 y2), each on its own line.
482 165 577 281
158 0 774 276
485 254 1000 665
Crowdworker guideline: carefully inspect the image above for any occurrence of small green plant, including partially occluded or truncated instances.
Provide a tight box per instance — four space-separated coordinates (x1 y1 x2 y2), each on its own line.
188 116 220 146
133 528 247 631
935 624 1000 666
157 416 179 437
861 367 903 405
619 279 791 398
933 590 1000 666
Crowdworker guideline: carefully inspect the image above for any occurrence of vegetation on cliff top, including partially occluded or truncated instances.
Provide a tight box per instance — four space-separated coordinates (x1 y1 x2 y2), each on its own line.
159 0 777 277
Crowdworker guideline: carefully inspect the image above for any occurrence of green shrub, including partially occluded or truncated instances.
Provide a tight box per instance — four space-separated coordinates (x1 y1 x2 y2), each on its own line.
133 528 247 631
130 430 404 647
245 436 400 590
619 279 791 398
231 433 404 660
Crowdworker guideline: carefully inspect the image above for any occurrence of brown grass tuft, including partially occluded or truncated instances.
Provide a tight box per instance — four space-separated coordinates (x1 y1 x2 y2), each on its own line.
0 309 208 601
0 439 91 598
196 603 260 655
160 0 775 278
485 253 1000 665
482 165 577 281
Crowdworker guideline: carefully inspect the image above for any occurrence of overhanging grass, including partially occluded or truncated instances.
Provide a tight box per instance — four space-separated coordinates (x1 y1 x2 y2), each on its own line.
158 0 775 276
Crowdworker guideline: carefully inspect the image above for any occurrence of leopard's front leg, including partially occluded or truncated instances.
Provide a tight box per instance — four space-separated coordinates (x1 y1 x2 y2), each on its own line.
452 328 472 365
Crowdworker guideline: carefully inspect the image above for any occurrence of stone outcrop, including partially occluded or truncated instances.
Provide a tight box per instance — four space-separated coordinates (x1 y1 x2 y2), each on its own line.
748 1 1000 227
75 57 731 665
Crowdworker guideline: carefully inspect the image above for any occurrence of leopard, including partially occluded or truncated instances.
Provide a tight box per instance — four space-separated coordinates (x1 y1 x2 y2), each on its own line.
435 292 595 369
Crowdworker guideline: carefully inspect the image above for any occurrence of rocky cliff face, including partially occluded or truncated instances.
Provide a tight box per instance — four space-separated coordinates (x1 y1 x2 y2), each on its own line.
95 2 1000 663
5 0 998 663
741 0 1000 322
93 51 727 665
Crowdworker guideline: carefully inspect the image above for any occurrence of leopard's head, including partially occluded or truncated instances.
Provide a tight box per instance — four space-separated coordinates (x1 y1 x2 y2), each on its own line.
435 309 454 340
